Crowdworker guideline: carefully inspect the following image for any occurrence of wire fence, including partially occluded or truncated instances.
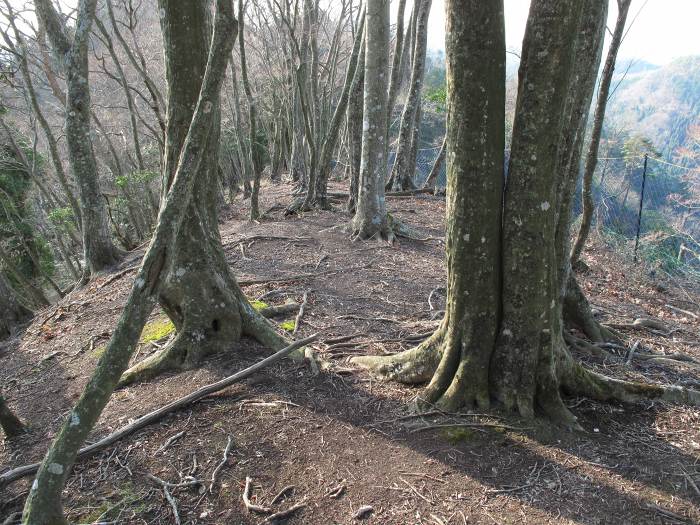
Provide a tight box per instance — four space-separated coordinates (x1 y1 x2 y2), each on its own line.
334 147 699 278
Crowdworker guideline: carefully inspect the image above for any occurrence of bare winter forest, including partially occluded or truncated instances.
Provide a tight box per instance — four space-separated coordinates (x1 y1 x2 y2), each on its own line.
1 0 699 524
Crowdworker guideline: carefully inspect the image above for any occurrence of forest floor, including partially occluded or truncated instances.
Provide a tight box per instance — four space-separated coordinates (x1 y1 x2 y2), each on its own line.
1 180 700 525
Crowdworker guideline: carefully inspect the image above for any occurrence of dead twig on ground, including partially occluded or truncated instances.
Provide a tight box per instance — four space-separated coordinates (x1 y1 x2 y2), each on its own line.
0 335 318 488
293 292 308 334
266 501 307 522
156 430 185 455
400 477 434 505
270 485 295 504
209 435 234 493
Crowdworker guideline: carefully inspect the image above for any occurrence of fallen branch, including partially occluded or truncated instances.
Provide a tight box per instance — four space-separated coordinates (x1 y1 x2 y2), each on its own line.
665 304 698 319
238 265 368 286
259 303 300 318
97 265 139 289
209 435 234 493
156 430 185 454
0 334 318 488
243 476 271 514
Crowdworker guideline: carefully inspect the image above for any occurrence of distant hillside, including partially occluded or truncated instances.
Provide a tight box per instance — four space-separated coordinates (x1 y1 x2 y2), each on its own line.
606 56 700 159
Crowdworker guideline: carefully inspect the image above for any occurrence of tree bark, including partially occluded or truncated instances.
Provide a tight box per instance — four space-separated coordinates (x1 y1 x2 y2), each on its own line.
387 0 431 191
346 44 365 214
34 0 123 279
351 0 392 241
570 0 632 265
423 133 446 190
0 394 24 438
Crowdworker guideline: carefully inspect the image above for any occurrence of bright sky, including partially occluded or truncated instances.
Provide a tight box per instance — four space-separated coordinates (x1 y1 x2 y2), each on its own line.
395 0 700 66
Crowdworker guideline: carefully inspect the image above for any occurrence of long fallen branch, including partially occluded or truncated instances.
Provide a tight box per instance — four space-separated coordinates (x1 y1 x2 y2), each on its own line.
0 334 318 488
238 264 369 286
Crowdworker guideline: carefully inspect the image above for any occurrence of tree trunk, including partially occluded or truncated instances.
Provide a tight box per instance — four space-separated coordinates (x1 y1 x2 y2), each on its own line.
0 273 32 340
21 3 288 522
570 0 632 265
346 46 365 214
353 0 697 424
238 0 264 221
351 0 393 241
387 0 431 191
35 0 123 279
423 133 446 190
298 13 365 211
0 394 24 438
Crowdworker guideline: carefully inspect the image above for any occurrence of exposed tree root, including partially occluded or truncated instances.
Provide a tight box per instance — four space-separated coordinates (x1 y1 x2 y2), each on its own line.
350 322 445 384
559 350 700 406
564 275 621 343
118 294 297 388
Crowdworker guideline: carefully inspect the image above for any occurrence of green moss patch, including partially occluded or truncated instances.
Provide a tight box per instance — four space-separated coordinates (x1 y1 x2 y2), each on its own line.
280 320 296 332
140 318 175 343
249 299 269 311
91 345 107 358
441 426 476 444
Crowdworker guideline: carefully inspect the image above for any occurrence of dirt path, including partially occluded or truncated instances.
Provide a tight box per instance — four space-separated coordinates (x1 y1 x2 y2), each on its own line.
1 181 699 524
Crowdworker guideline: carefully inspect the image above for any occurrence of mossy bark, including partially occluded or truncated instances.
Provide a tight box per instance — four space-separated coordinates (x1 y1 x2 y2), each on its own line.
0 273 33 340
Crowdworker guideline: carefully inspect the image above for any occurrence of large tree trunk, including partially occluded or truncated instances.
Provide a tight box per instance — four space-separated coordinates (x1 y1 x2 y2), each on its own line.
570 0 632 265
35 0 123 279
351 0 393 241
353 0 699 425
21 3 288 522
0 273 32 340
387 0 431 191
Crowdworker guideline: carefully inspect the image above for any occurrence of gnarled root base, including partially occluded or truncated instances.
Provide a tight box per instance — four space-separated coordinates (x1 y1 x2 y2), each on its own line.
349 214 426 243
118 298 294 388
351 323 445 384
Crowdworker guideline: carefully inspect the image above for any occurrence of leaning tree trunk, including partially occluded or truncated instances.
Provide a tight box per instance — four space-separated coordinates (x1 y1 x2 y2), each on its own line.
35 0 123 279
570 0 632 265
351 0 393 241
423 132 446 190
387 0 431 191
0 273 33 340
354 0 699 424
21 3 289 522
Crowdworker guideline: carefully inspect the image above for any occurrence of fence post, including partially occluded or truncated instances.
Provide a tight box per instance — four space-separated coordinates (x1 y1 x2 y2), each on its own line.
633 153 649 263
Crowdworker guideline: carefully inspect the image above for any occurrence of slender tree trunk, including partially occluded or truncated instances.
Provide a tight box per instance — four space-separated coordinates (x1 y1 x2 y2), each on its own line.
351 0 392 241
238 0 264 220
35 0 123 279
0 394 24 438
298 13 365 211
423 133 446 189
387 0 432 190
346 45 365 214
386 0 408 121
570 0 632 265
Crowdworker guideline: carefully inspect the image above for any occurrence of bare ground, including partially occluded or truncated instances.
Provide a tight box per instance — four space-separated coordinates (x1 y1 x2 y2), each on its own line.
1 180 699 524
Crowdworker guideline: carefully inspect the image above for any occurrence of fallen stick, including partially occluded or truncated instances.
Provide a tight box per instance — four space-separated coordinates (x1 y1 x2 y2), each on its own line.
97 265 139 289
293 292 309 334
209 435 234 493
0 334 318 488
266 501 307 522
237 265 366 286
243 476 271 514
665 304 698 319
270 485 295 505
